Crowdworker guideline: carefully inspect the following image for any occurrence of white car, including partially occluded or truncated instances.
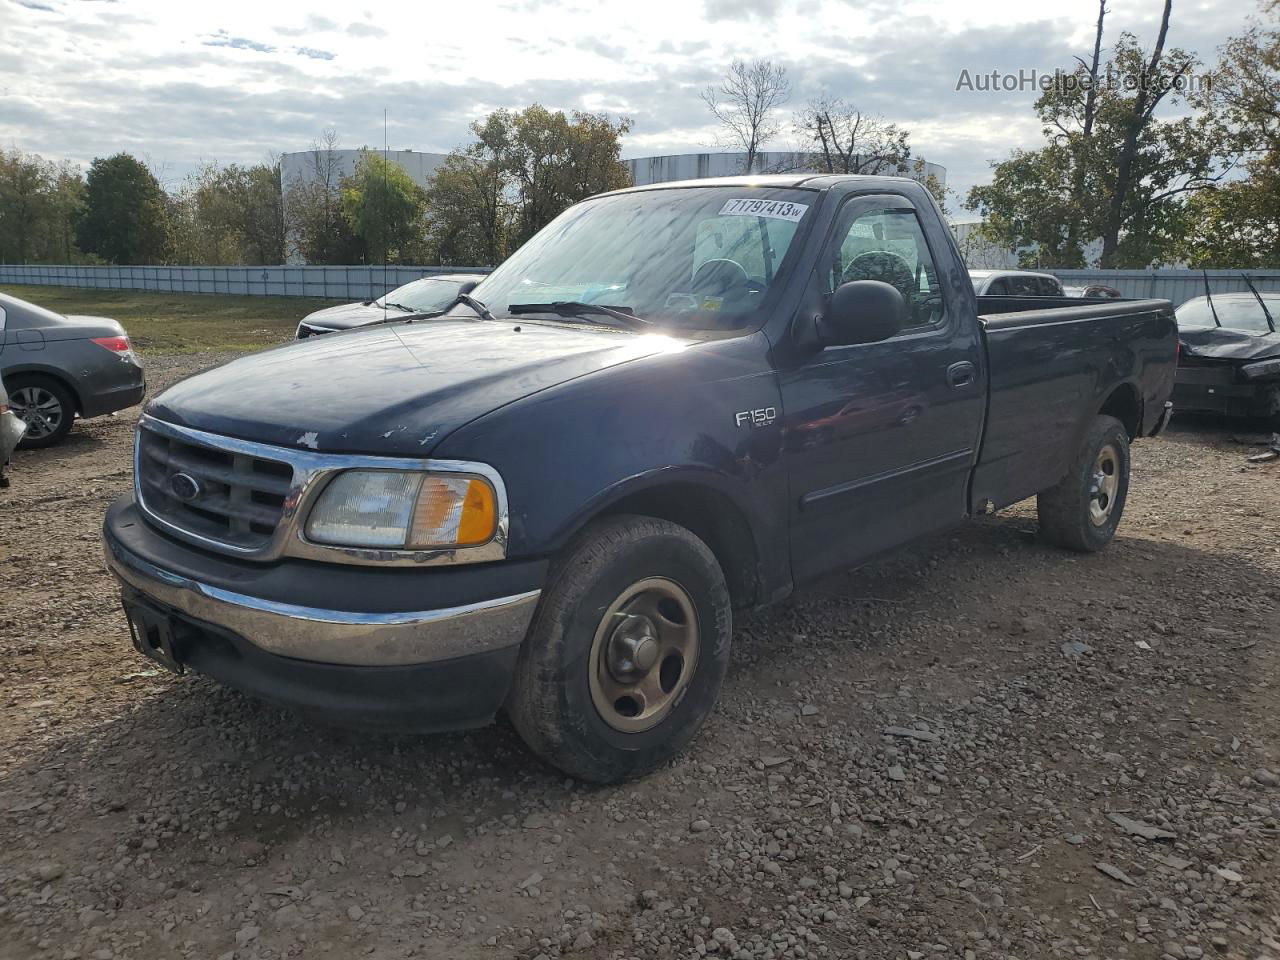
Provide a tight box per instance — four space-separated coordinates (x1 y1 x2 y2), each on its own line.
970 270 1064 297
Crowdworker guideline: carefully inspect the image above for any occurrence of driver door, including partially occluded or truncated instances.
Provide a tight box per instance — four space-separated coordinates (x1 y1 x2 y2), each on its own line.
780 194 985 583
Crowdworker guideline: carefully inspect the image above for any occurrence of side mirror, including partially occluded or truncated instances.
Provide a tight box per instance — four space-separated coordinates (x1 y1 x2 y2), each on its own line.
818 280 906 347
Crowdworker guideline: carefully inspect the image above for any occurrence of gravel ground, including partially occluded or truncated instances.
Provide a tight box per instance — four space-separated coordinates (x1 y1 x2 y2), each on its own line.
1 353 1278 960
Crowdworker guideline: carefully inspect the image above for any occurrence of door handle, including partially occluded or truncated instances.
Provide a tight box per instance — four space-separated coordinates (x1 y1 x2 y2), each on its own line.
947 361 976 388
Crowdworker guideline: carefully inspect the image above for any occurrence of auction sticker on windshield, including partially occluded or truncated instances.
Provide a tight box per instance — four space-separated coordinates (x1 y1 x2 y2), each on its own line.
719 198 809 222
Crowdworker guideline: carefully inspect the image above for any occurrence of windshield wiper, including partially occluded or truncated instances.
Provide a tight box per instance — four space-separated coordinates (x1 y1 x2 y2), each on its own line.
1240 273 1277 334
1202 270 1221 327
453 292 498 322
381 301 418 313
357 293 497 330
508 301 651 329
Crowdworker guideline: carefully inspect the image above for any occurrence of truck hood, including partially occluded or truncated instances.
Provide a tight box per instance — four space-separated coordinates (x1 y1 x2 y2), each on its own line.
1179 327 1280 362
146 317 688 455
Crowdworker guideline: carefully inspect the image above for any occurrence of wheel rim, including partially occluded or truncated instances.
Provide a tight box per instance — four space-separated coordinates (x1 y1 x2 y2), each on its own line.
588 577 700 734
10 386 63 440
1088 443 1120 526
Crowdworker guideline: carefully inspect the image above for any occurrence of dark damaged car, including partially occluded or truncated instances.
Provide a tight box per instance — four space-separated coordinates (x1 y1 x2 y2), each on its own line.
1174 288 1280 426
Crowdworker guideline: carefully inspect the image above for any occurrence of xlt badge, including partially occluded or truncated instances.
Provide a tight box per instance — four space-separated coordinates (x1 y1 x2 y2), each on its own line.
735 407 777 428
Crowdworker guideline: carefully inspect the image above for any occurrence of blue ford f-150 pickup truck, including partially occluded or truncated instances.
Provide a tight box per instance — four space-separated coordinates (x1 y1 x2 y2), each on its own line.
104 174 1177 782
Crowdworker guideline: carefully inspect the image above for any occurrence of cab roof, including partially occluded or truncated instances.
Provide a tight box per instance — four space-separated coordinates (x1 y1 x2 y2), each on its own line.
605 172 924 196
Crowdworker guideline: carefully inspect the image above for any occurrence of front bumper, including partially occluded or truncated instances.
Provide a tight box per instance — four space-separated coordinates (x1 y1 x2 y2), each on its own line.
103 496 545 730
1173 367 1280 420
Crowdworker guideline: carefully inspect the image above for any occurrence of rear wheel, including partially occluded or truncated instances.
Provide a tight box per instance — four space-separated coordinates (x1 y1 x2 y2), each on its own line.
10 376 75 449
507 515 732 783
1037 415 1130 552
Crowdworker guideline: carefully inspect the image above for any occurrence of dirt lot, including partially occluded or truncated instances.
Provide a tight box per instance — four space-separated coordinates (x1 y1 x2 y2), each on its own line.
1 351 1279 960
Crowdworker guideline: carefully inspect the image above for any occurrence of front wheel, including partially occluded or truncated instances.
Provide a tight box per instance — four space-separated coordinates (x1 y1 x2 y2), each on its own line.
507 515 732 783
1037 415 1130 552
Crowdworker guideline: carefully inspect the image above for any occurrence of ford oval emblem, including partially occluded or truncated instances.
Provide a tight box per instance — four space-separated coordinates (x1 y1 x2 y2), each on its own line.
168 472 201 502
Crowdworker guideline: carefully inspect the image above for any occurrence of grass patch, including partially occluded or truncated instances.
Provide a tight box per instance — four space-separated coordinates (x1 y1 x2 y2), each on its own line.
0 285 344 353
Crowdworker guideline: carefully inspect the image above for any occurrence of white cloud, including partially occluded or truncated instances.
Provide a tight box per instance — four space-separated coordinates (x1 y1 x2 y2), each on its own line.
0 0 1248 199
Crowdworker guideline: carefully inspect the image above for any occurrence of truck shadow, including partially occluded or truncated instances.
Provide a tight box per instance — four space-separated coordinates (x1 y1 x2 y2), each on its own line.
2 515 1276 878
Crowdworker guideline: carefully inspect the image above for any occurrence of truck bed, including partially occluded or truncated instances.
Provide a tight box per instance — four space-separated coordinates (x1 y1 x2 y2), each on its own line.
970 296 1177 512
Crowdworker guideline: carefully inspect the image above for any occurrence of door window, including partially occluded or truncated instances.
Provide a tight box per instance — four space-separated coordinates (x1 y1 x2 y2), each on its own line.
824 205 944 329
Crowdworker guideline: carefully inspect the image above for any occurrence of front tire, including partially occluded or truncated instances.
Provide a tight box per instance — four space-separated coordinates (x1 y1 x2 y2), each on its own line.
1037 415 1130 552
507 515 732 783
10 375 76 449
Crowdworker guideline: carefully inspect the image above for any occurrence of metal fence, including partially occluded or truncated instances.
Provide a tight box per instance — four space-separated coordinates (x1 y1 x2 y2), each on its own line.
0 264 491 302
1053 269 1280 306
1 263 1277 309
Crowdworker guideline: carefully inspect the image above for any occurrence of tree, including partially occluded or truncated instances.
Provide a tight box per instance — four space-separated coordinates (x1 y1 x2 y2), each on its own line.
284 130 360 264
76 153 169 264
425 146 511 266
0 150 54 263
966 1 1234 268
424 105 632 262
701 59 791 172
968 145 1090 268
1178 1 1280 265
1177 175 1280 266
340 150 428 264
168 160 285 266
505 106 632 245
794 96 911 175
43 163 86 263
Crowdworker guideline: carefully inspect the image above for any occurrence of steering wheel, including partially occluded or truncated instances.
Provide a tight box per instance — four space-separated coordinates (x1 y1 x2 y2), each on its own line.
842 251 917 303
691 258 750 297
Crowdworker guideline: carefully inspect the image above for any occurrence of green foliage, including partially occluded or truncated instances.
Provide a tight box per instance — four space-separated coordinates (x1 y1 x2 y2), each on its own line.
1178 2 1280 266
967 3 1236 268
424 106 632 262
968 146 1088 268
1178 170 1280 267
424 148 510 266
340 151 428 264
77 153 170 265
0 149 85 263
283 131 362 265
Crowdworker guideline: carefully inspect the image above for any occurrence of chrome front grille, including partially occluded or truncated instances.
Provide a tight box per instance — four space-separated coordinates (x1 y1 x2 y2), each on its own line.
136 421 294 551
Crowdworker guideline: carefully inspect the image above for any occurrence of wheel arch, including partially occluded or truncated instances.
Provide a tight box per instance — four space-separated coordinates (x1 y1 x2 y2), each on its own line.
563 475 763 611
1097 380 1142 439
3 364 84 415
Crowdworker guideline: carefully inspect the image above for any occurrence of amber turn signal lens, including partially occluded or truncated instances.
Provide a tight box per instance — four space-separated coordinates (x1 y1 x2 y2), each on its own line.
408 475 497 548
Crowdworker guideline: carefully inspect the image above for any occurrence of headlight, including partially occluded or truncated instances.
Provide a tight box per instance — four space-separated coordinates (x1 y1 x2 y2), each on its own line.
305 470 498 550
1242 357 1280 382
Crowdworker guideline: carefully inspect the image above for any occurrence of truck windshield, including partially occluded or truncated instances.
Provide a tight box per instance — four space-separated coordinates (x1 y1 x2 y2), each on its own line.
473 187 815 332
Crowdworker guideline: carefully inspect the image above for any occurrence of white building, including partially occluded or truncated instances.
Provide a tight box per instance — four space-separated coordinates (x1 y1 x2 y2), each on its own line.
279 148 448 193
623 151 946 189
279 148 449 263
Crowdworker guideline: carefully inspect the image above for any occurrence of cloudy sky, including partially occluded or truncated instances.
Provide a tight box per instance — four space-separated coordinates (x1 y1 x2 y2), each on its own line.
0 0 1250 207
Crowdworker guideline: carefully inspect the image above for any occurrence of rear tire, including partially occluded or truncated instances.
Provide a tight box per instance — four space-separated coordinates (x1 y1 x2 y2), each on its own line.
507 515 732 784
1037 415 1130 552
10 375 76 449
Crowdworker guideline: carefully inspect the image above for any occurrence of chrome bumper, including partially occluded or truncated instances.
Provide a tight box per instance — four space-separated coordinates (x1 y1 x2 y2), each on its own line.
104 535 540 667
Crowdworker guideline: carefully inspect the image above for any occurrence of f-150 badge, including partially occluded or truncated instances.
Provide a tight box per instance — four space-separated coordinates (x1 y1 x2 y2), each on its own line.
735 407 777 428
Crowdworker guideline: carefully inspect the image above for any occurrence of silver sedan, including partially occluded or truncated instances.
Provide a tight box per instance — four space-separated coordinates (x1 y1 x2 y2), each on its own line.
0 291 146 448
